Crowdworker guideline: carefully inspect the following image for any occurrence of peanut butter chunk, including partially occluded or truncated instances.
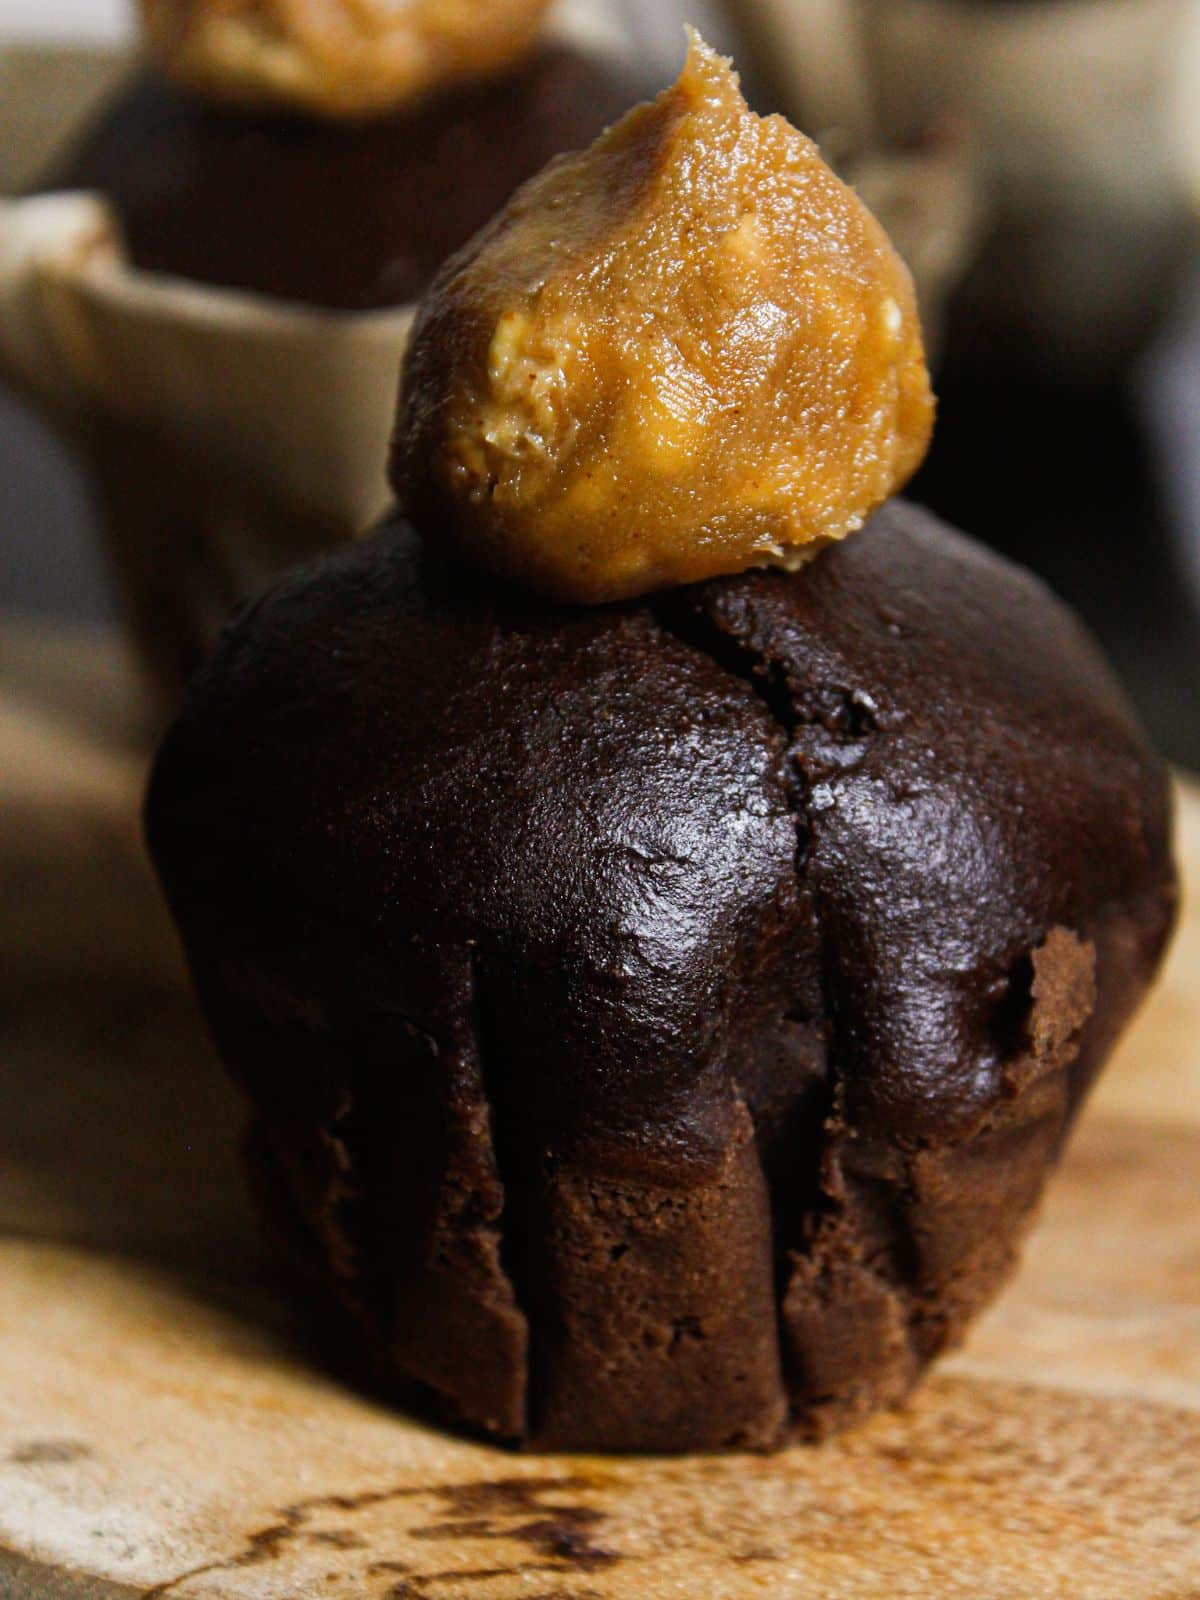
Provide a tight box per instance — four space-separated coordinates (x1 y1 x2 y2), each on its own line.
140 0 555 119
392 33 934 603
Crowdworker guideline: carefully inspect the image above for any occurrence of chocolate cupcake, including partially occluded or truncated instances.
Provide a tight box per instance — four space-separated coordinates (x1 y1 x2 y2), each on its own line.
147 501 1176 1450
49 47 644 313
146 40 1177 1451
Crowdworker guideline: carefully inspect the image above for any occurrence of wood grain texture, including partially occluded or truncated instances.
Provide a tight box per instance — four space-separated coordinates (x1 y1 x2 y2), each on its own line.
1 623 1198 1600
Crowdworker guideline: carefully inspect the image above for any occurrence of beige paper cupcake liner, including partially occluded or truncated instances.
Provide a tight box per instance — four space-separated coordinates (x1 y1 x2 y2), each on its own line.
0 191 414 526
0 185 416 703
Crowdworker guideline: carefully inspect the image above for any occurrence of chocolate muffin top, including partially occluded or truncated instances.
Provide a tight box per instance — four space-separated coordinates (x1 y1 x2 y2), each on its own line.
146 499 1175 1448
139 38 1176 1447
149 497 1173 1154
49 48 649 310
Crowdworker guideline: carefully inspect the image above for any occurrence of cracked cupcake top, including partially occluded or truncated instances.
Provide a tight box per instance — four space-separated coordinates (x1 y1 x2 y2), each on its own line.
392 34 934 603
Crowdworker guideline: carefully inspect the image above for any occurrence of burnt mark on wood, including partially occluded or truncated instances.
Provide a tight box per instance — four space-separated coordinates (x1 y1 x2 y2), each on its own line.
142 1471 620 1597
513 1518 615 1570
408 1519 496 1540
143 1524 293 1598
391 1585 603 1600
517 1591 604 1600
386 1562 578 1589
424 1476 595 1515
407 1478 619 1572
9 1440 93 1466
309 1529 368 1550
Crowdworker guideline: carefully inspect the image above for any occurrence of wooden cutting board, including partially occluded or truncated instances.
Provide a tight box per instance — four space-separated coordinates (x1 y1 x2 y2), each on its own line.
1 620 1198 1600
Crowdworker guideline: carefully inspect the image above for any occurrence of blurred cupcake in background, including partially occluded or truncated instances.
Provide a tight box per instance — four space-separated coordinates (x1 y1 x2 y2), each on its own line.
0 0 649 707
51 0 643 311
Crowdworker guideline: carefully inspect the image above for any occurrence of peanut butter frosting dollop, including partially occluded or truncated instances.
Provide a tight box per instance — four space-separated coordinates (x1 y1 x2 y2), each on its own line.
139 0 556 119
392 34 935 604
